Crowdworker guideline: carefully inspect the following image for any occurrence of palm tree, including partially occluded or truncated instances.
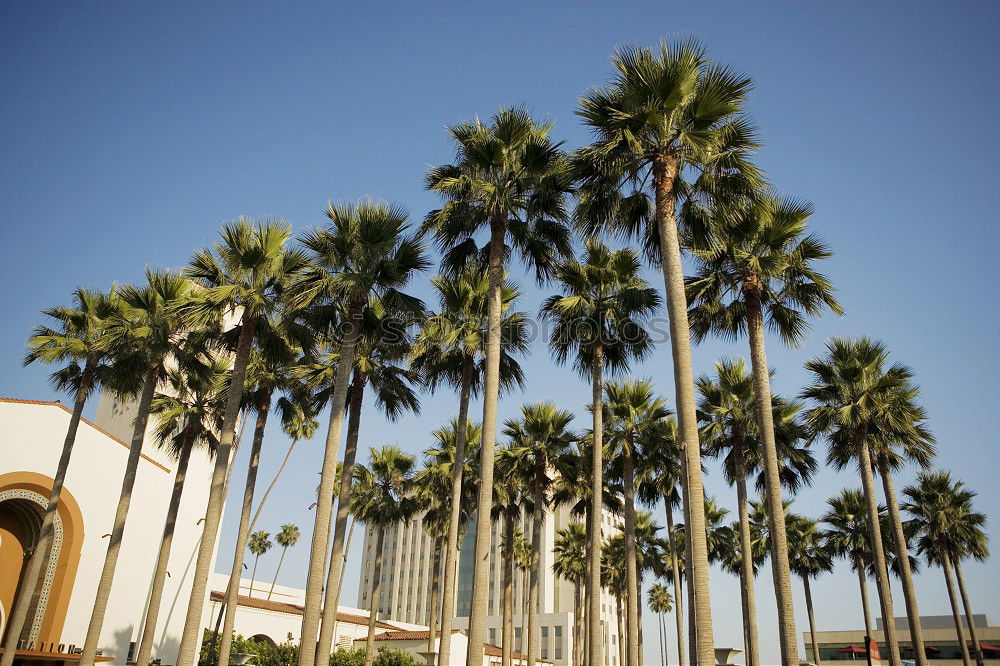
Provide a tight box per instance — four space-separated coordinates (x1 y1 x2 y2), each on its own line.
512 529 532 658
218 320 302 666
636 417 687 666
291 198 428 666
134 353 228 666
602 380 669 666
2 288 120 666
409 269 527 666
602 535 629 666
268 524 301 599
786 514 833 666
414 420 481 657
866 386 935 666
424 106 572 665
553 523 587 666
174 218 307 666
351 446 419 666
493 446 532 666
823 490 879 643
648 584 673 666
80 270 193 666
803 338 924 666
696 358 817 666
904 472 987 666
503 403 575 666
949 503 990 666
686 191 840 664
576 40 761 665
247 530 273 597
540 239 658 666
307 298 425 665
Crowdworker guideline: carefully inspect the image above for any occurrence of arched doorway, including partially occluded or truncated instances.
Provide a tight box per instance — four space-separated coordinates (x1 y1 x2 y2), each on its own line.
0 473 84 650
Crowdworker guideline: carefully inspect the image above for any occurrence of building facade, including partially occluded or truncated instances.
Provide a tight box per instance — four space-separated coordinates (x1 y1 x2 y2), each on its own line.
804 615 1000 664
356 500 627 666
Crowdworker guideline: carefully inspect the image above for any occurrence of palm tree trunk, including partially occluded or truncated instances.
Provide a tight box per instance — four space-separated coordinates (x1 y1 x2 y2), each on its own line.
364 527 386 666
617 596 626 666
521 563 529 658
953 557 985 666
249 436 300 532
573 581 583 666
249 555 261 597
855 557 873 639
802 576 821 666
652 152 714 666
733 448 761 666
623 442 640 666
940 547 971 666
502 512 515 666
332 518 356 632
218 393 272 666
135 424 196 666
80 363 158 666
876 455 928 666
743 292 798 666
438 355 473 666
427 537 443 659
298 300 363 666
527 464 544 666
176 311 257 666
680 457 697 665
857 438 901 666
664 498 686 666
583 506 592 666
268 546 289 600
588 342 604 666
0 361 95 666
465 215 506 666
316 370 367 666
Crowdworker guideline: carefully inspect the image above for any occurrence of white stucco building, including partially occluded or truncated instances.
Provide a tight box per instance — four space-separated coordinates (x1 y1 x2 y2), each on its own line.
356 502 625 666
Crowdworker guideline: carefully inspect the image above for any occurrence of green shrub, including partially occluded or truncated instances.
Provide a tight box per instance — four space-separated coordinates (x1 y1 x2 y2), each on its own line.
373 648 415 666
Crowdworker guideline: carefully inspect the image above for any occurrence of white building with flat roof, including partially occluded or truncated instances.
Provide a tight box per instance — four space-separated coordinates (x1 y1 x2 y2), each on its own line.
356 501 626 666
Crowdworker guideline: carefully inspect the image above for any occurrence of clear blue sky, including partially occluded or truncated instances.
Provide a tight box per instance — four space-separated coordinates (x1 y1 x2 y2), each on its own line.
2 2 998 664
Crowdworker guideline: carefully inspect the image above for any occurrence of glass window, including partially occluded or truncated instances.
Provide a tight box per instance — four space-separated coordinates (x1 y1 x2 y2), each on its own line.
555 626 563 660
489 628 496 645
541 626 549 659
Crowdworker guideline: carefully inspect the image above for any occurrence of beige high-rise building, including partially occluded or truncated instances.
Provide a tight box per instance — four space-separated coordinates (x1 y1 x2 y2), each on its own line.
357 501 628 666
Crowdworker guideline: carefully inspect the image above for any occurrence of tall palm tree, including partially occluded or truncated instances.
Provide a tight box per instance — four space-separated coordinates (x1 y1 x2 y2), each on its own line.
686 191 840 664
553 523 587 666
648 584 673 666
351 446 419 666
424 106 572 665
291 198 428 666
513 528 532 658
696 358 817 666
786 514 833 666
268 524 301 599
80 270 193 666
803 338 924 666
602 380 670 666
904 472 987 666
866 386 935 666
823 490 879 643
174 218 307 666
636 417 687 666
409 269 527 666
601 535 629 666
493 447 532 666
134 353 228 666
2 288 120 666
218 320 302 666
540 239 658 666
949 501 990 666
504 403 576 666
306 298 425 666
414 420 481 657
576 39 761 665
246 530 272 597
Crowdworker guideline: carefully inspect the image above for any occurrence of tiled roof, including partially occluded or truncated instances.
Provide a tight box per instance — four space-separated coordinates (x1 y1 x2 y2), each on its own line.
208 591 396 629
365 631 552 663
0 398 170 472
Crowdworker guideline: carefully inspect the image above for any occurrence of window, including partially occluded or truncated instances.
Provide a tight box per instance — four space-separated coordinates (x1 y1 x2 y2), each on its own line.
554 626 563 660
489 628 497 645
541 626 549 659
